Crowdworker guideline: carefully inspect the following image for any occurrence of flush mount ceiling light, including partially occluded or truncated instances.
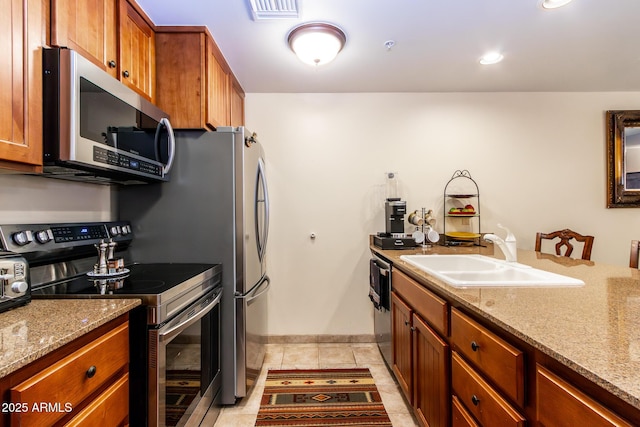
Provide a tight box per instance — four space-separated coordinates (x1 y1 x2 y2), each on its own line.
287 22 346 66
541 0 573 9
479 51 504 65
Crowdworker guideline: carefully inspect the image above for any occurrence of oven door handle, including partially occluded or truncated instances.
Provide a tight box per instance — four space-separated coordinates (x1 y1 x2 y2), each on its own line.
159 289 222 343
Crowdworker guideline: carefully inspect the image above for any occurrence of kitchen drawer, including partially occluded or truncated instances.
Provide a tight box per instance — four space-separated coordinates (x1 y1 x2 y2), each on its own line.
452 351 526 427
450 308 524 406
536 365 633 427
64 373 129 427
452 395 480 427
10 323 129 426
393 269 449 336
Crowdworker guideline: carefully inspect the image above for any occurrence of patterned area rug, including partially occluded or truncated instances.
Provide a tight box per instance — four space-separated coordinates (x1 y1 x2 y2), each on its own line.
166 370 200 427
255 368 392 426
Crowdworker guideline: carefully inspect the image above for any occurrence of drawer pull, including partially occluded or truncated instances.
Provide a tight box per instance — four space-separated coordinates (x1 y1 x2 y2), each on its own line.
86 366 97 379
471 394 480 406
471 341 480 352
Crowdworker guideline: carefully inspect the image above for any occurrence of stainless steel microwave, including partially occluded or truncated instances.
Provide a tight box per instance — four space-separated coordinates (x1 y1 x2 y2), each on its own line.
42 48 175 185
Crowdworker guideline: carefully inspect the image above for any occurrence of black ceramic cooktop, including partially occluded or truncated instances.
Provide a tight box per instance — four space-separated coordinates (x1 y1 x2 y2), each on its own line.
32 263 220 297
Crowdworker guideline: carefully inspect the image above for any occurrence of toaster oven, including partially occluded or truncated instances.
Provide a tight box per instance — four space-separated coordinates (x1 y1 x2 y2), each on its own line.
0 252 30 314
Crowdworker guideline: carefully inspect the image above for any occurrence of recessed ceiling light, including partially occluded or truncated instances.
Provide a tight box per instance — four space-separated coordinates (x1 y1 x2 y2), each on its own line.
541 0 573 9
479 51 504 65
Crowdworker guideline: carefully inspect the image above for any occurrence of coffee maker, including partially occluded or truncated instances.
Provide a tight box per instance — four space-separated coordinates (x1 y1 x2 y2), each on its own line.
384 198 406 234
373 198 417 249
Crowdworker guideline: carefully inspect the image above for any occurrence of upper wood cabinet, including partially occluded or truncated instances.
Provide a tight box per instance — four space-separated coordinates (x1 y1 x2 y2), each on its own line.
0 0 46 172
50 0 118 78
206 34 229 129
230 74 245 127
119 0 155 101
50 0 155 101
155 26 244 129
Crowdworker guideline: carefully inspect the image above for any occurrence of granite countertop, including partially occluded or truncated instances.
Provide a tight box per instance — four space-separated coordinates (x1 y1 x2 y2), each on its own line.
0 299 141 379
371 243 640 410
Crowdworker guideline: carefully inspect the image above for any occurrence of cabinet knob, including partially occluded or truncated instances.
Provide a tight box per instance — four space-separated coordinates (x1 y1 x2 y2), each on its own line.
122 70 130 78
471 341 480 352
410 326 416 331
404 320 409 326
108 60 116 68
471 394 480 406
86 365 97 378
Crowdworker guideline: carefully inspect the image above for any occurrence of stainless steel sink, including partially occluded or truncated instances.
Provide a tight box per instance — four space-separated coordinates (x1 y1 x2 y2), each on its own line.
399 254 584 288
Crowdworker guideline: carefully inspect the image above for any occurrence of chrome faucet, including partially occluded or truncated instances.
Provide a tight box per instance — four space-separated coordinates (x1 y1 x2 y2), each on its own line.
483 224 517 262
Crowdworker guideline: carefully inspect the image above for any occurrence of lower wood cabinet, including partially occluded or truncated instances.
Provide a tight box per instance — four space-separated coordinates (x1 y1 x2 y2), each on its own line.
450 308 525 407
385 259 640 427
451 351 525 427
536 365 632 427
413 312 449 427
391 291 413 402
452 395 480 427
392 270 450 427
0 315 130 427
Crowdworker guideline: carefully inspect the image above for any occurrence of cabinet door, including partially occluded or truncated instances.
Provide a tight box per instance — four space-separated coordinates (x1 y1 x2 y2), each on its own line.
0 0 44 171
119 0 155 101
11 323 129 426
50 0 118 78
155 30 206 128
452 395 480 427
413 313 450 427
391 292 413 403
206 36 229 129
451 352 525 427
451 308 524 407
230 74 245 127
536 365 633 427
63 374 128 426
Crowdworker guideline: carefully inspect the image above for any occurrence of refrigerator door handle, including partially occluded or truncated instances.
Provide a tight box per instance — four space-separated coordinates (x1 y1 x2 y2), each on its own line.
236 274 271 303
255 158 270 263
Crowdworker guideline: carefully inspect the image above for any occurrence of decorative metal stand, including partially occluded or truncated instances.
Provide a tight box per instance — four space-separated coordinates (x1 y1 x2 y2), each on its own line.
443 170 481 246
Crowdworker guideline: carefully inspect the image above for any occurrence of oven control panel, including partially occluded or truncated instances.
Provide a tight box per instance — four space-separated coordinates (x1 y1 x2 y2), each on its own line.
0 221 133 254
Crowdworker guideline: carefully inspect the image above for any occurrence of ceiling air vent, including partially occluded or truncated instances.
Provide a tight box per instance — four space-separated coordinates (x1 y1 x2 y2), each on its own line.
249 0 299 20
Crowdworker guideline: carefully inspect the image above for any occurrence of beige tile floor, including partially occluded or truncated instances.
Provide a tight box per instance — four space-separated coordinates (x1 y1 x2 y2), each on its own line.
204 342 419 426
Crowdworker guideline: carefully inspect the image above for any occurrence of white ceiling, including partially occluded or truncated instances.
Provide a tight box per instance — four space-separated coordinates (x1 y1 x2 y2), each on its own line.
136 0 640 93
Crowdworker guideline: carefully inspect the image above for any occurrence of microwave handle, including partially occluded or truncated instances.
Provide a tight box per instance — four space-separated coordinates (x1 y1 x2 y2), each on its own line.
156 117 176 175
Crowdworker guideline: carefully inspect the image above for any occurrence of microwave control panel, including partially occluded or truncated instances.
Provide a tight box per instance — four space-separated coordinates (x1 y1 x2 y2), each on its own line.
93 146 162 177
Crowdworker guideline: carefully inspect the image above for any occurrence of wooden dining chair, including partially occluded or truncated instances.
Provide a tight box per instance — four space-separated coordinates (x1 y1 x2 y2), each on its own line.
534 229 595 261
630 240 640 268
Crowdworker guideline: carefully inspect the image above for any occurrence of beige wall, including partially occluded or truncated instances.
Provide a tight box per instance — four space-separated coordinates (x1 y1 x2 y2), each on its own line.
3 92 640 337
245 92 640 337
0 174 114 223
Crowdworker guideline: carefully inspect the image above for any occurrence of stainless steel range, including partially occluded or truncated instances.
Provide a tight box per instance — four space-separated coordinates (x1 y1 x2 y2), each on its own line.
0 221 222 427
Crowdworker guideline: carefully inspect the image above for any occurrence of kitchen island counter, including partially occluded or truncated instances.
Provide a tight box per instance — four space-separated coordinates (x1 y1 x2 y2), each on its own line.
0 298 141 378
371 243 640 413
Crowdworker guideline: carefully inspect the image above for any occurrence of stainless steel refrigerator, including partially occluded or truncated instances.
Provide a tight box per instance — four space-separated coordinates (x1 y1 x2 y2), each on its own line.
118 127 270 405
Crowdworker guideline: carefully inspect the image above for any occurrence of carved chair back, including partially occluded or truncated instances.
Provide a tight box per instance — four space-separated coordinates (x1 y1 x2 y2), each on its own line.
534 229 594 261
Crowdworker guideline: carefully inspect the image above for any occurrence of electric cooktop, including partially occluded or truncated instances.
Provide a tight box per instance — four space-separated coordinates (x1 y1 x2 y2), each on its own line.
32 263 222 324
